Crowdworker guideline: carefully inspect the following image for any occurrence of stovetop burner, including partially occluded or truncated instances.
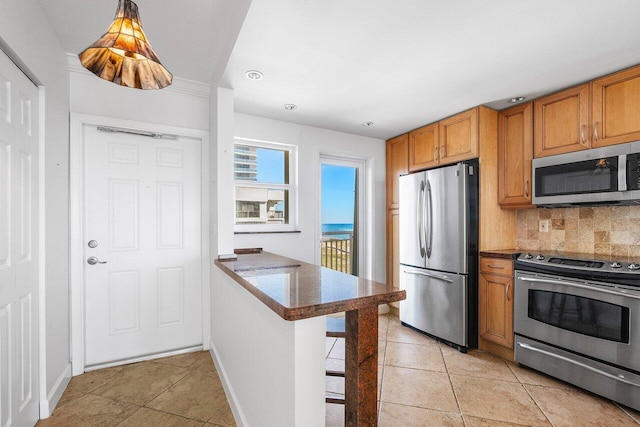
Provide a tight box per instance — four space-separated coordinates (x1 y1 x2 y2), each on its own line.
515 251 640 287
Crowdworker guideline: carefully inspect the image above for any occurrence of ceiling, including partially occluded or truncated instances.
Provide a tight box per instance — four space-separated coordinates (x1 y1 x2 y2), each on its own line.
37 0 252 84
39 0 640 140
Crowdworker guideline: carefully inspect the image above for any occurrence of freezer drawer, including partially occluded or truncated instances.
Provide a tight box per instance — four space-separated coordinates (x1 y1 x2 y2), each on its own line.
399 267 468 347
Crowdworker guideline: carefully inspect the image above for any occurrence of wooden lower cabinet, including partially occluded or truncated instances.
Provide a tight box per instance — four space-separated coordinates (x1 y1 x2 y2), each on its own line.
478 256 514 361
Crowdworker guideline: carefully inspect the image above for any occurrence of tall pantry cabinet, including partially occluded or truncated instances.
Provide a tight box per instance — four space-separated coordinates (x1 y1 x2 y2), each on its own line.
386 134 408 308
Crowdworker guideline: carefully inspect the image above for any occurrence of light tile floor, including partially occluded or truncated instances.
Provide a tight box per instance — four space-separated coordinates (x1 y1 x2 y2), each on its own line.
36 350 235 427
36 315 640 426
326 314 640 426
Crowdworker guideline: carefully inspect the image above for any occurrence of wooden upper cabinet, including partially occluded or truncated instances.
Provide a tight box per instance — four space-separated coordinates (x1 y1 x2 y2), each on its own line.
386 134 408 209
439 108 479 163
592 65 640 148
534 84 590 158
408 123 439 171
498 102 533 208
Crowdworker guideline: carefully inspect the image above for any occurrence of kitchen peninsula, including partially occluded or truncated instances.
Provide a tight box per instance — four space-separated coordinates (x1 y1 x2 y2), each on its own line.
212 251 405 426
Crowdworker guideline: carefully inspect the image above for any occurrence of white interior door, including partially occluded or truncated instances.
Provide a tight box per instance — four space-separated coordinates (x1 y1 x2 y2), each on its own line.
0 49 40 426
83 126 202 368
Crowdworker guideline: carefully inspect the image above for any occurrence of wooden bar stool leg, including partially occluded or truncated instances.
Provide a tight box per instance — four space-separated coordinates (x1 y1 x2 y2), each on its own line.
345 307 378 426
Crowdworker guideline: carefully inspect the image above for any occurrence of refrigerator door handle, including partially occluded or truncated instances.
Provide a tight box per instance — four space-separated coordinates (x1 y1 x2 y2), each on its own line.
403 269 454 283
425 180 433 258
416 181 426 258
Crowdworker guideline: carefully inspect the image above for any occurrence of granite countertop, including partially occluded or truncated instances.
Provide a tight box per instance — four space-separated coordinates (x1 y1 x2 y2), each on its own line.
479 249 521 260
214 251 406 321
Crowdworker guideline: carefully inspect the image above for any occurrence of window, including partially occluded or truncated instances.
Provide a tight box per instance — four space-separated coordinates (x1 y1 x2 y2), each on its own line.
234 139 297 232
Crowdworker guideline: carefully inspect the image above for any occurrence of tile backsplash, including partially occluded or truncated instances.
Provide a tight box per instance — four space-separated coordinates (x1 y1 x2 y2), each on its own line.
516 206 640 258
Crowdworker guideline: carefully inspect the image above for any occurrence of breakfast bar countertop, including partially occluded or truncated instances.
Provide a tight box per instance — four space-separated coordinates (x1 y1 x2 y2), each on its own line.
214 251 406 321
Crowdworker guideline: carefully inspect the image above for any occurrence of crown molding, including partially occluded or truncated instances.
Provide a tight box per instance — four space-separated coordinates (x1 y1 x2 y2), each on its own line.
66 53 210 98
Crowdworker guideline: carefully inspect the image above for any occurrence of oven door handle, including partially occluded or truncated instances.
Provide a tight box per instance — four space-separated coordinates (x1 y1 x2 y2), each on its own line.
519 276 640 300
517 342 640 388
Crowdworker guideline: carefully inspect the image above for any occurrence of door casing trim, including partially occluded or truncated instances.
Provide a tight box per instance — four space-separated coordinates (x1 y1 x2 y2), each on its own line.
69 113 210 376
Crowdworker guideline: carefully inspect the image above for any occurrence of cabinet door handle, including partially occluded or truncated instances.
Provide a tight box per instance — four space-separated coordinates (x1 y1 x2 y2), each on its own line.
525 180 529 198
434 146 438 160
594 122 599 142
506 282 511 301
487 264 505 269
580 124 587 145
440 145 445 158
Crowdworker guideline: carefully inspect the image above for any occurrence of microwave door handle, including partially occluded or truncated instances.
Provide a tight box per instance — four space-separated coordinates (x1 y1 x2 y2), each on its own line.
425 180 432 258
517 342 640 388
619 154 627 191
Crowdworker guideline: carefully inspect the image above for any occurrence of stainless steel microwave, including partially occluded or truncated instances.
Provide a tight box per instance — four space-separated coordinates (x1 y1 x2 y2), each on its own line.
532 141 640 206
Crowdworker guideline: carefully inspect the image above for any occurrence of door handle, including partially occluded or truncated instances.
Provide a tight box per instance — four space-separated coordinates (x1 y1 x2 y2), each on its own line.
404 269 453 283
417 182 425 258
87 256 107 265
517 342 640 388
425 180 433 258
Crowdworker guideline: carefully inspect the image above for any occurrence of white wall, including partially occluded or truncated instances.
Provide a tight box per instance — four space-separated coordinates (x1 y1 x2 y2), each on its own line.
68 55 210 131
233 113 387 282
0 0 71 415
211 87 235 257
210 267 325 427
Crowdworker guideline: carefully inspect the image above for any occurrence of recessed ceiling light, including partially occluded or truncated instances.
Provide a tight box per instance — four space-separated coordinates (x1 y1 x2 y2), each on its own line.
284 104 297 110
245 70 264 81
362 121 374 127
509 96 526 103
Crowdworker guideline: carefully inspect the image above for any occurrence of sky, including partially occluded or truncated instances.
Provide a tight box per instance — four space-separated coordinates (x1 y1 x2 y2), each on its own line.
255 148 285 183
254 148 356 224
321 164 356 225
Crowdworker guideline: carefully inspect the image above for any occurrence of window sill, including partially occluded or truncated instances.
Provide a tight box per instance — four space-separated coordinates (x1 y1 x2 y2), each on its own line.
234 230 302 235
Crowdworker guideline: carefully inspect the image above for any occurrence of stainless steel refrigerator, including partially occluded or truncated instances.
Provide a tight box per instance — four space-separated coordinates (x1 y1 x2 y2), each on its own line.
398 160 478 352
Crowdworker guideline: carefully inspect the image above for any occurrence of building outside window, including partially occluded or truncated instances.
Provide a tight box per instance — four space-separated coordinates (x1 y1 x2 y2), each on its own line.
234 139 296 231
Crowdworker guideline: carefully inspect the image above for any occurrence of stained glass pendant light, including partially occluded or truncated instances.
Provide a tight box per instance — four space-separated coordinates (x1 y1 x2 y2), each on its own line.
78 0 172 90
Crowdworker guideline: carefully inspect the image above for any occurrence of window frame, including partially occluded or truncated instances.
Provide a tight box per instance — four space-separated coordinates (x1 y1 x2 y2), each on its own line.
233 137 298 233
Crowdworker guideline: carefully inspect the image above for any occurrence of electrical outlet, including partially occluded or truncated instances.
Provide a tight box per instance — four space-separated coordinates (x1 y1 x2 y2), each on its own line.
539 219 549 233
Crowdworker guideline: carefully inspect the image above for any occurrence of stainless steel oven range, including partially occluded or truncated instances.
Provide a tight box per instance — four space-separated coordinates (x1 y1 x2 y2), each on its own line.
514 252 640 411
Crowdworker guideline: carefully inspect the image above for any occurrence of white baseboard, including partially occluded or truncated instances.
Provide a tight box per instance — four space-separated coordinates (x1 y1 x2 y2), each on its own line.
39 363 72 418
209 339 248 427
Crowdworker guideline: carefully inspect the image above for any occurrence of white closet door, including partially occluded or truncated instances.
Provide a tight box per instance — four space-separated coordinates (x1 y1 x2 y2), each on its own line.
0 48 40 427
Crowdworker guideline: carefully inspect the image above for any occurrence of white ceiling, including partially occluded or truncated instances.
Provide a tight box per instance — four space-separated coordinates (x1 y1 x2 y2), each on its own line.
38 0 640 140
37 0 251 84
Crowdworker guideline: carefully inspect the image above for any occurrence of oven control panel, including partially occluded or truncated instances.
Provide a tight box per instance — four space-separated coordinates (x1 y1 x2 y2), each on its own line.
515 252 640 287
518 252 640 274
